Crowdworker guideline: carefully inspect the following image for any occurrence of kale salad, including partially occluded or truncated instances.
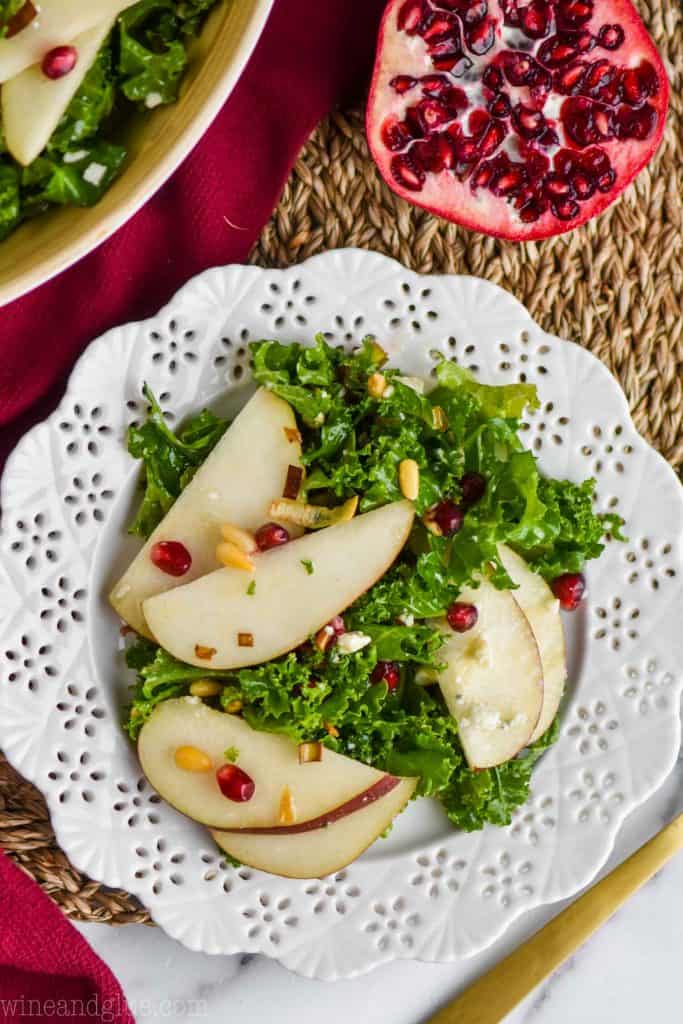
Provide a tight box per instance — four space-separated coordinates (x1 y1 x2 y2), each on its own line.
119 336 623 833
0 0 219 241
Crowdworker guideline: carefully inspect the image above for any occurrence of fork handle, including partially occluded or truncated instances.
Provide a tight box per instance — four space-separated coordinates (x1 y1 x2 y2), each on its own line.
426 813 683 1024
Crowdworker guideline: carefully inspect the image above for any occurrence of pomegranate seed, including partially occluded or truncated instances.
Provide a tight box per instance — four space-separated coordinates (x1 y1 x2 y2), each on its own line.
472 162 493 188
390 74 418 93
545 173 573 197
433 499 465 535
515 104 546 138
597 24 624 50
520 0 551 38
504 51 534 85
551 572 586 610
464 0 489 25
460 472 486 505
482 64 504 90
42 45 78 79
424 14 457 41
489 94 511 118
502 0 521 26
446 602 478 632
382 116 413 152
254 522 290 550
371 660 401 691
557 0 593 27
538 125 560 148
519 197 546 222
465 17 495 54
575 30 597 53
616 103 656 140
596 166 616 191
391 153 426 190
552 198 580 219
571 171 595 198
398 0 425 33
538 35 579 67
620 66 648 105
150 540 192 577
216 763 255 802
555 61 588 93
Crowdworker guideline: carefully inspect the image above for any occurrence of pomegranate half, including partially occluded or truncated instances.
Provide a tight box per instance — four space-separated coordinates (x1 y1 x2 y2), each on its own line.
366 0 668 240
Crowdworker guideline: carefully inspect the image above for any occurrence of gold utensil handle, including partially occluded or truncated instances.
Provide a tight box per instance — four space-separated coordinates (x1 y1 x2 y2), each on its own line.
427 813 683 1024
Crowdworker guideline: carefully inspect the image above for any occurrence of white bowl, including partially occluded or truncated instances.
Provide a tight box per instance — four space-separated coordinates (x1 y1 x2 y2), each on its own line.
0 0 274 306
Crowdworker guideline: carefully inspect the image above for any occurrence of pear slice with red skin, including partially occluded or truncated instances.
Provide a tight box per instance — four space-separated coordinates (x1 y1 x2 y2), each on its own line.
498 545 566 742
110 388 303 638
436 578 544 769
138 698 398 831
142 500 415 669
212 777 417 879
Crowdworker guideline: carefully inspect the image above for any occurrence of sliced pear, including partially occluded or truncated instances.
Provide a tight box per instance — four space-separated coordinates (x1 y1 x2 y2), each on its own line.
212 777 417 878
138 698 397 830
110 388 303 638
498 545 566 742
143 500 415 669
2 19 115 167
436 579 543 769
0 0 138 82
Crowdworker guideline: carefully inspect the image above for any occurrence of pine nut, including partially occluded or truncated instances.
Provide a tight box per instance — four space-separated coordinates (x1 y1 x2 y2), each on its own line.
216 541 254 571
399 459 420 501
174 745 212 773
220 522 257 553
189 679 223 697
367 372 388 399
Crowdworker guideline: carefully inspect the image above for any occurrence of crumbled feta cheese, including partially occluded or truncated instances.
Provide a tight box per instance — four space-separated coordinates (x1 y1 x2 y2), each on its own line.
456 702 503 732
383 385 395 399
397 611 415 627
313 412 325 426
336 631 372 654
474 706 503 731
63 149 90 164
145 92 163 109
83 162 107 187
395 375 426 394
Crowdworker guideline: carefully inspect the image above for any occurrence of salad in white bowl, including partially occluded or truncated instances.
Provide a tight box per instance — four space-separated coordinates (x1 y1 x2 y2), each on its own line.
111 334 623 878
0 0 220 240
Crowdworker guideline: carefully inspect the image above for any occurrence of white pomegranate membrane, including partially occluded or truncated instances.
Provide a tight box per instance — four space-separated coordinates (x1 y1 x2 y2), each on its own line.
367 0 668 239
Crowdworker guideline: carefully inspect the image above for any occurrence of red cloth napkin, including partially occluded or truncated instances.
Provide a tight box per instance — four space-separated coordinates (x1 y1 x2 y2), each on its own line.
0 0 386 1015
0 853 134 1023
0 0 385 473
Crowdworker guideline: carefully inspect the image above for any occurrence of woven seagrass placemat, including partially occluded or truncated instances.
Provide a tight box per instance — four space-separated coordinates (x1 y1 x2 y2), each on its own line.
1 0 681 924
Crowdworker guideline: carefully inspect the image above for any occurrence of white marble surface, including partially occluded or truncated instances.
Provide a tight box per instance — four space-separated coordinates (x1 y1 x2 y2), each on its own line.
76 725 683 1024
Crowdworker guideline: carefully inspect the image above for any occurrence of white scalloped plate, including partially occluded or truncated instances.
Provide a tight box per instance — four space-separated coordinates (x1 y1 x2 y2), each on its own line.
1 249 681 980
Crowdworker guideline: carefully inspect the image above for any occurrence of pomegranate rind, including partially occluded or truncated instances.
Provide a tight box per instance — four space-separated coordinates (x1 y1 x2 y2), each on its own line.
367 0 669 240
